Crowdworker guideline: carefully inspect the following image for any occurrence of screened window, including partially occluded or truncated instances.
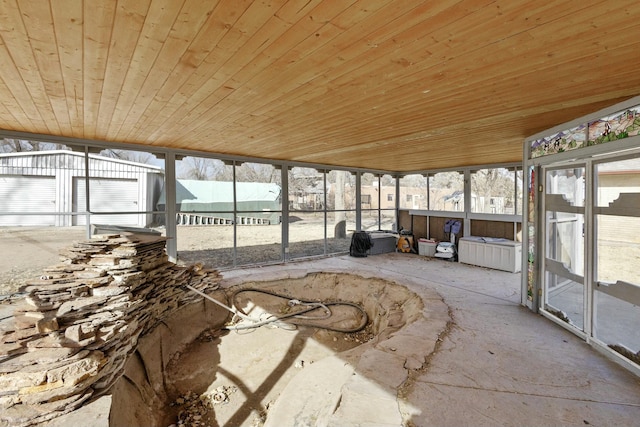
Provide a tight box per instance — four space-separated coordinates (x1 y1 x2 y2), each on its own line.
470 168 516 214
429 171 464 211
399 174 428 209
174 156 235 268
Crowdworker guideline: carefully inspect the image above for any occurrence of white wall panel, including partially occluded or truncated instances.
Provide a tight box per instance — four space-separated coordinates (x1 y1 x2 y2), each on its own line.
73 178 140 226
0 175 56 226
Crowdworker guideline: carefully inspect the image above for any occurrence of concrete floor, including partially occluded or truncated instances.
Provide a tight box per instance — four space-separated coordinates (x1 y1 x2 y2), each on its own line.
4 251 640 426
222 252 640 427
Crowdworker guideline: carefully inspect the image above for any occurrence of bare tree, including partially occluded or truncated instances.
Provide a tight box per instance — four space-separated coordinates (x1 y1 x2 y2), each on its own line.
178 157 221 180
360 172 376 186
471 168 515 213
288 167 322 209
1 138 65 153
101 149 154 165
235 162 278 183
177 158 281 182
380 174 395 186
431 171 464 189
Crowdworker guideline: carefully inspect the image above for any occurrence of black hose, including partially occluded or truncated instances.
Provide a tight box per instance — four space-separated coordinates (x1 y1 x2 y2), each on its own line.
229 287 369 334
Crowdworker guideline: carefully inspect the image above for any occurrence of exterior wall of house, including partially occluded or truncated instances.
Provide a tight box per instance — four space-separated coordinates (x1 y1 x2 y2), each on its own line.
597 173 640 243
360 185 396 210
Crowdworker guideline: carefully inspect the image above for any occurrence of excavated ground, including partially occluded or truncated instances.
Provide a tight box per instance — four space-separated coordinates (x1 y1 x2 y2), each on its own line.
109 272 438 427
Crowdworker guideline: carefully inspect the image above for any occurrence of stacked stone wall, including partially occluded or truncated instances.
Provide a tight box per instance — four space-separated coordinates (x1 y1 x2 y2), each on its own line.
0 234 221 426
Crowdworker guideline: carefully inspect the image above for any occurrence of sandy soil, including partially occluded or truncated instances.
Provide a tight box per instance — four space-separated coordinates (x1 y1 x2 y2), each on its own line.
135 272 410 427
0 223 353 296
0 227 88 296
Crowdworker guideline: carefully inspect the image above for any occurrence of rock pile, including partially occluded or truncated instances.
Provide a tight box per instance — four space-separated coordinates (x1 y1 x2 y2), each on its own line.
0 234 222 426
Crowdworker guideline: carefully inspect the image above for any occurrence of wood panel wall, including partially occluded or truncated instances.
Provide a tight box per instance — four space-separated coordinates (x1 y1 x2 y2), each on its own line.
398 210 412 233
399 211 521 242
470 220 521 241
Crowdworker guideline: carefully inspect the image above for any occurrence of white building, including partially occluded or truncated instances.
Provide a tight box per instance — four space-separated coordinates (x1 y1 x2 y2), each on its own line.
0 150 164 227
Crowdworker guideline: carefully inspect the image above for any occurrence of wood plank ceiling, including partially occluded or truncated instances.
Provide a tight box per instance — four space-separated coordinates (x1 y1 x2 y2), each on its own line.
0 0 639 172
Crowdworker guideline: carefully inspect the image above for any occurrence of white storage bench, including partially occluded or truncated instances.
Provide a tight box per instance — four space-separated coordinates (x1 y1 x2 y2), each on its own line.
458 236 522 273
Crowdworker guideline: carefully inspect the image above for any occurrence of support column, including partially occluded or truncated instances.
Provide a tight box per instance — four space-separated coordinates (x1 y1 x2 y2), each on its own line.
463 169 471 237
83 147 91 239
164 152 177 262
355 172 362 231
281 164 289 261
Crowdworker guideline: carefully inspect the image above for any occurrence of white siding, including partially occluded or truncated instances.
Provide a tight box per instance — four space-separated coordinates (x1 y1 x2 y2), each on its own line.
73 178 140 226
0 175 56 225
0 151 164 227
597 174 640 243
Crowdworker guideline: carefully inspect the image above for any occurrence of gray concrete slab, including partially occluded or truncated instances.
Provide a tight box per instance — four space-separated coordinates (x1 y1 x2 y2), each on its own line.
224 252 640 427
6 251 637 426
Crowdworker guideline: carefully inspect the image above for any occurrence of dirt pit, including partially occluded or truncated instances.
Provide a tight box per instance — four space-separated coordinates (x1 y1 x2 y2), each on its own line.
109 272 424 427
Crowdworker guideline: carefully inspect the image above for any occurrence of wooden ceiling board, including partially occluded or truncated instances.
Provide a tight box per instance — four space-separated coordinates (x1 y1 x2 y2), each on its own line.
211 1 494 128
0 0 53 133
138 1 476 146
18 0 71 135
106 0 186 139
0 67 35 130
238 1 612 134
51 0 84 137
131 0 268 143
238 1 450 121
208 3 636 168
94 0 151 138
0 0 639 172
82 0 116 139
123 0 250 142
142 0 360 143
188 8 588 141
182 2 384 132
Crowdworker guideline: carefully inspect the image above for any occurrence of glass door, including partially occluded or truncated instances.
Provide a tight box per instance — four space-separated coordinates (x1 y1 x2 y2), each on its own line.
592 157 640 361
542 165 586 330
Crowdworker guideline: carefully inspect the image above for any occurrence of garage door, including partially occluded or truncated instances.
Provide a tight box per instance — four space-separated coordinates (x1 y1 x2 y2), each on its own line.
0 175 56 226
73 178 140 226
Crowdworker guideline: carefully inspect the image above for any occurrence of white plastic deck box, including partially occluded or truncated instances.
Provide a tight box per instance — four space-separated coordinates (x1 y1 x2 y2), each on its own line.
418 238 437 257
458 236 522 273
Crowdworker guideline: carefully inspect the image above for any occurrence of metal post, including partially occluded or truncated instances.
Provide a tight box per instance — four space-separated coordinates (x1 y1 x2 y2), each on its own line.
355 172 362 231
377 175 381 230
584 159 594 340
463 169 471 237
395 175 400 232
426 173 430 238
281 164 289 261
164 152 177 262
232 162 237 267
83 146 91 239
323 170 328 254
